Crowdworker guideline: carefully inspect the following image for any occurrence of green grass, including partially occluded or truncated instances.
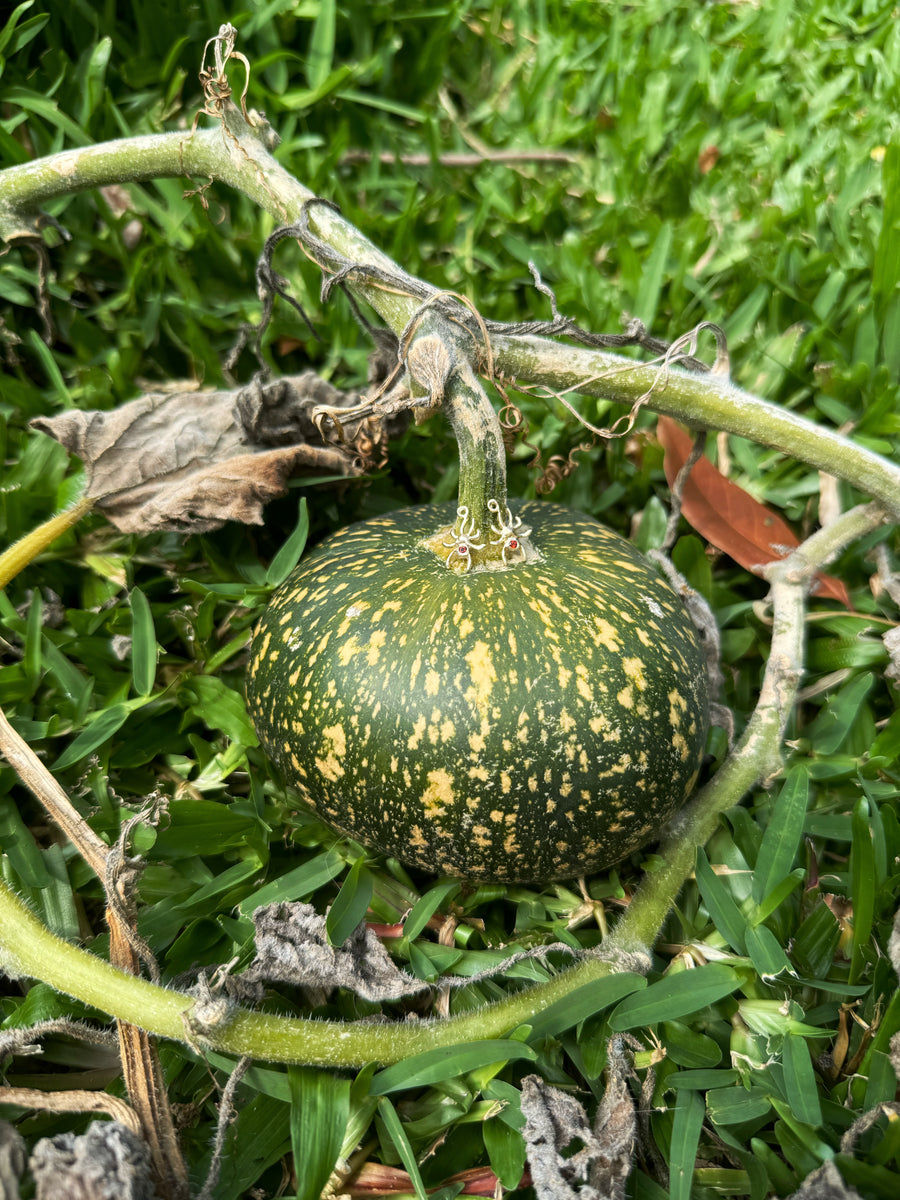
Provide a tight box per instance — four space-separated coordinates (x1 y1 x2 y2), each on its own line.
1 1 899 1197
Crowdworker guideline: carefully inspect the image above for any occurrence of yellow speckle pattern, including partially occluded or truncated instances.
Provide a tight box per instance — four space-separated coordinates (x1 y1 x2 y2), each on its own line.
464 640 496 711
421 768 454 818
246 500 710 883
314 723 346 782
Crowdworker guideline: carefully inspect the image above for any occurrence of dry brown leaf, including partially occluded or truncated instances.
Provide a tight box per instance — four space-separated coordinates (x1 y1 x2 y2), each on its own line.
31 373 385 534
697 145 720 174
0 1088 140 1135
658 416 852 608
589 1039 638 1199
345 1161 511 1196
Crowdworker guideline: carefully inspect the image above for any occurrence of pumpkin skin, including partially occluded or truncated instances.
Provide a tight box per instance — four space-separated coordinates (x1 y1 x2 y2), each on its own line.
247 500 709 883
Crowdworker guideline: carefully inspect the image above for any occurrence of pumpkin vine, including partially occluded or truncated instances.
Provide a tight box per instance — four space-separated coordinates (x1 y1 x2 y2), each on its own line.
0 28 898 1078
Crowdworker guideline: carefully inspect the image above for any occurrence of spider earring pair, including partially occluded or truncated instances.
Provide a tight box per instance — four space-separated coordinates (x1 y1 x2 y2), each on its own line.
441 501 530 570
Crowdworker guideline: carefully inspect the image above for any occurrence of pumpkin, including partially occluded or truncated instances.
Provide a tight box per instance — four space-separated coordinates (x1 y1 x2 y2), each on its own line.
247 499 709 882
246 314 710 882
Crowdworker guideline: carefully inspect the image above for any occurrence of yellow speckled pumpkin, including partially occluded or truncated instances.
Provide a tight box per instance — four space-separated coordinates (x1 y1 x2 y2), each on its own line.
246 498 709 882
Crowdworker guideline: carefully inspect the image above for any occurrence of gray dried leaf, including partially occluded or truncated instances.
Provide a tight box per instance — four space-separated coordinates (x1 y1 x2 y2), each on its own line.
195 1057 252 1200
29 1122 159 1200
841 1104 900 1157
521 1076 602 1200
30 372 384 534
889 906 900 979
226 901 428 1004
521 1042 636 1200
589 1038 638 1200
0 1121 26 1200
442 942 582 988
885 626 900 689
786 1160 863 1200
0 1019 119 1066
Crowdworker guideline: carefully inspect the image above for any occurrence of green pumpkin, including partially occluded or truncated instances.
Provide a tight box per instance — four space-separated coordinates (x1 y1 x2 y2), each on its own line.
246 499 709 882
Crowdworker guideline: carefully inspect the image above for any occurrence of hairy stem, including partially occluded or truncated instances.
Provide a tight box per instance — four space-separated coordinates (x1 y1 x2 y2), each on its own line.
0 120 423 334
1 71 898 1074
2 117 899 514
0 878 617 1067
406 315 508 531
493 336 900 521
405 313 541 570
0 511 882 1068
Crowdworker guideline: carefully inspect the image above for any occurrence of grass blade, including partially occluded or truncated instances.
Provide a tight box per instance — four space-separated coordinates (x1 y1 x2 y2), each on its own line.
873 140 900 316
663 1021 723 1069
53 700 143 770
706 1086 772 1126
849 797 875 984
129 586 157 696
238 850 345 915
403 879 461 942
0 797 52 887
307 0 336 89
376 1096 427 1200
668 1069 738 1091
526 972 647 1041
752 766 809 904
23 587 42 691
0 5 47 56
608 964 742 1031
289 1065 350 1200
695 846 747 953
265 497 309 587
782 1033 823 1128
483 1116 526 1189
791 903 841 978
369 1041 536 1096
744 924 794 981
326 856 375 947
634 221 673 327
669 1088 704 1200
752 870 803 924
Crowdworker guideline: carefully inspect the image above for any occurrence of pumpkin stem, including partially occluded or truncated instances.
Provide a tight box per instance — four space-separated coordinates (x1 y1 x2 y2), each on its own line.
407 312 539 572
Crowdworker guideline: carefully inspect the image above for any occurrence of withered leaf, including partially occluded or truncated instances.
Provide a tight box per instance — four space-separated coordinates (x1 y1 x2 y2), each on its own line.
29 1122 158 1200
226 901 428 1004
658 416 852 608
343 1162 511 1196
0 1121 27 1200
786 1160 863 1200
30 372 388 534
521 1040 636 1200
588 1038 638 1200
885 626 900 689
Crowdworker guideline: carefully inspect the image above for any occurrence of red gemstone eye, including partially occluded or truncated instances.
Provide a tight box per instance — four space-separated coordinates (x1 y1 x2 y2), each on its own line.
508 538 518 550
459 544 469 555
